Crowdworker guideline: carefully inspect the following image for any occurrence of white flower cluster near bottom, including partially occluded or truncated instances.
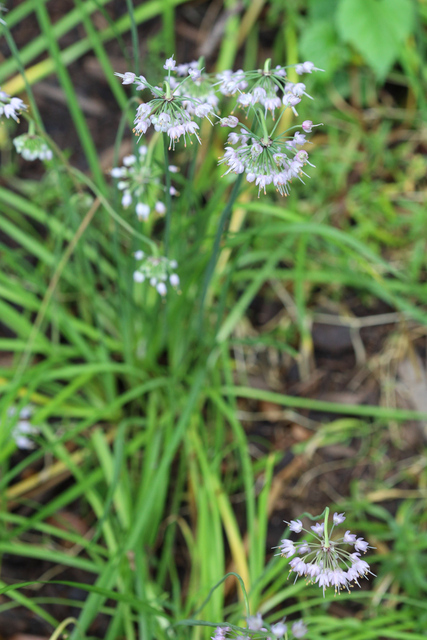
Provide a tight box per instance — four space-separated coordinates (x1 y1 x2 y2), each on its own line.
211 615 307 640
277 512 375 595
111 146 178 221
13 134 53 161
133 251 179 296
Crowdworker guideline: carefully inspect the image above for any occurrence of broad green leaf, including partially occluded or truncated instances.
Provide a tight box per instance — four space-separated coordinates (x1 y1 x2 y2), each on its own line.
336 0 415 80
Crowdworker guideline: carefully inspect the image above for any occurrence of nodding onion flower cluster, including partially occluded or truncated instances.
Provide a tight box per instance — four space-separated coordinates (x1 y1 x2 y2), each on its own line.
115 56 217 150
115 56 322 196
218 125 315 197
111 145 179 221
0 88 27 122
277 508 375 596
133 251 179 297
211 615 307 640
217 59 323 196
13 134 53 161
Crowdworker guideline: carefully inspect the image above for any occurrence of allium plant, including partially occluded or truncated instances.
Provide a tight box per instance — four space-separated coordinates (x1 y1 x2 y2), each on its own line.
115 55 323 323
277 507 375 595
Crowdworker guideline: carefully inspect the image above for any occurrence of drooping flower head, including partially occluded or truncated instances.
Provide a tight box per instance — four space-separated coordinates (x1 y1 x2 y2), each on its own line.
218 125 315 197
277 508 375 596
111 144 178 220
115 57 216 150
216 58 323 196
13 134 53 161
133 251 179 296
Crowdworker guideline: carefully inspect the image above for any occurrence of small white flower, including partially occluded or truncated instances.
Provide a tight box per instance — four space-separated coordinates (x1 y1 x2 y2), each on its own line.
121 192 132 207
333 512 346 525
169 273 180 287
247 614 264 631
237 93 253 107
134 250 144 260
188 68 201 81
220 115 239 128
163 56 176 71
295 61 324 75
271 622 287 638
156 282 167 296
122 72 136 84
289 557 307 576
291 620 307 638
288 519 303 533
133 271 145 282
123 154 136 166
155 201 166 215
354 537 369 553
136 203 150 220
310 522 324 535
343 530 357 544
278 539 295 558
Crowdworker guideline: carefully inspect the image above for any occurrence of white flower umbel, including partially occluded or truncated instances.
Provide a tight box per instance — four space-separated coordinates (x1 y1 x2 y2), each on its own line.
13 134 53 161
0 88 27 122
115 57 216 150
218 123 315 197
277 507 375 596
133 252 179 296
111 144 176 220
217 58 323 196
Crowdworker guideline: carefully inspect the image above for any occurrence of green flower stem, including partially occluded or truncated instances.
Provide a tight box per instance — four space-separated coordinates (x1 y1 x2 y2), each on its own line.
260 111 270 144
3 28 44 131
125 0 139 77
163 133 172 256
197 173 244 335
323 506 330 548
263 58 271 73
